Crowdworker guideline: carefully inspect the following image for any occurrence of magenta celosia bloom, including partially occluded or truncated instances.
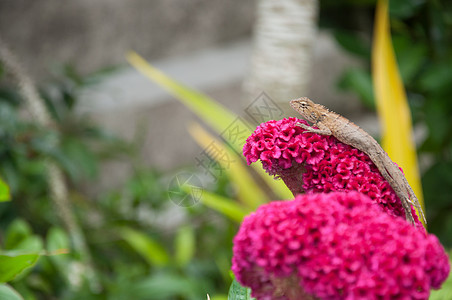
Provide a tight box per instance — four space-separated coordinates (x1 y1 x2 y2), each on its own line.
243 117 419 224
232 192 450 300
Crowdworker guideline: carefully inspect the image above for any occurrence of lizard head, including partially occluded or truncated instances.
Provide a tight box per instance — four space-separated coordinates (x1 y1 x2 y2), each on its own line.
290 97 320 123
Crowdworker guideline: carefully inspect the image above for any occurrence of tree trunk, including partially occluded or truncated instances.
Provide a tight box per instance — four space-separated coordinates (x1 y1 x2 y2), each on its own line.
245 0 318 104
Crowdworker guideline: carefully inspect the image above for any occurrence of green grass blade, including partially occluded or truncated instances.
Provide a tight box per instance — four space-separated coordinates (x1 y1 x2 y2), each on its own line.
117 227 170 267
174 226 195 267
252 164 293 199
0 178 10 202
188 122 268 209
0 253 40 283
199 191 250 223
127 51 246 136
228 279 255 300
0 284 24 300
127 52 293 200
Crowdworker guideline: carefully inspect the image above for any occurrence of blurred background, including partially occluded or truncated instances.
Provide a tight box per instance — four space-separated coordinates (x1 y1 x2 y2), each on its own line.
0 0 451 299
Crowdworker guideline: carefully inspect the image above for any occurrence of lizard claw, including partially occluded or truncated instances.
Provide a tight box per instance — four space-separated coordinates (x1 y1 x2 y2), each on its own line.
296 122 332 136
405 197 427 225
296 122 313 131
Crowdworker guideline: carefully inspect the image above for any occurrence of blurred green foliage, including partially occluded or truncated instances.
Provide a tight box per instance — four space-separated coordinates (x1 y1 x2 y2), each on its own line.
321 0 452 246
228 279 255 300
1 1 451 298
0 65 234 299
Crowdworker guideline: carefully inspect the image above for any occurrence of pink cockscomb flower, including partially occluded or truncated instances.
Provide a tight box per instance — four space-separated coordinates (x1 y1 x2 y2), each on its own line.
232 192 450 300
243 117 419 223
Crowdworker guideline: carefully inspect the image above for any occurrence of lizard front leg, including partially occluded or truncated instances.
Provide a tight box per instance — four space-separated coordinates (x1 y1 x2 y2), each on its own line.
297 122 332 136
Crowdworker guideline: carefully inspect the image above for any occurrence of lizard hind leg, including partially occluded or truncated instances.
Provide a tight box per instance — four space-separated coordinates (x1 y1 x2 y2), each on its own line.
388 165 426 225
386 178 416 225
405 181 427 225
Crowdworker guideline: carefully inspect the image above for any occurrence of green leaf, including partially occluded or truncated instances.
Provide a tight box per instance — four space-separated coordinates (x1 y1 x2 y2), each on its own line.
389 0 425 19
215 252 234 286
0 178 10 202
3 221 44 253
12 236 43 252
251 165 293 200
419 61 452 93
129 273 200 300
199 191 250 223
4 219 32 250
188 123 269 208
13 279 47 300
427 1 448 58
422 98 452 148
127 52 292 200
174 226 195 267
46 227 70 269
43 227 72 287
0 284 24 300
127 52 246 139
0 253 40 282
228 279 255 300
117 227 170 267
333 30 370 58
423 162 452 210
61 138 98 180
46 227 70 252
210 295 228 300
338 68 375 109
392 36 427 84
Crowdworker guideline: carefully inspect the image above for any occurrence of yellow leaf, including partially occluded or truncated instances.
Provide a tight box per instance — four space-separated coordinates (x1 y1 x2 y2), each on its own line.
251 164 293 200
198 190 251 223
127 51 240 136
0 178 10 202
188 122 268 209
174 226 195 267
127 51 292 200
372 0 425 224
116 227 170 266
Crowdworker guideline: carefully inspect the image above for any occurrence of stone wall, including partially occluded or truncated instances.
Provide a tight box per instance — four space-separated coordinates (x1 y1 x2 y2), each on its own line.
0 0 255 80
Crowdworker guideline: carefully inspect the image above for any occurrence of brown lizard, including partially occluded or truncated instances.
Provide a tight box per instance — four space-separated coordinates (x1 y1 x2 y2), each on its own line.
290 97 426 226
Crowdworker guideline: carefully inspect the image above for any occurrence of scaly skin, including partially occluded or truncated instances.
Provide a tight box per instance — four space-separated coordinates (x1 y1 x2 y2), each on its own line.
290 97 426 226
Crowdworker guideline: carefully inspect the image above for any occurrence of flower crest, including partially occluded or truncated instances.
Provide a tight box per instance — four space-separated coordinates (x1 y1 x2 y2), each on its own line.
243 117 418 222
232 192 450 300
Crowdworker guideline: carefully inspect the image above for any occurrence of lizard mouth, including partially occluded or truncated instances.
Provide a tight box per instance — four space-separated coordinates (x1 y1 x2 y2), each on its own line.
289 99 300 109
290 98 307 112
